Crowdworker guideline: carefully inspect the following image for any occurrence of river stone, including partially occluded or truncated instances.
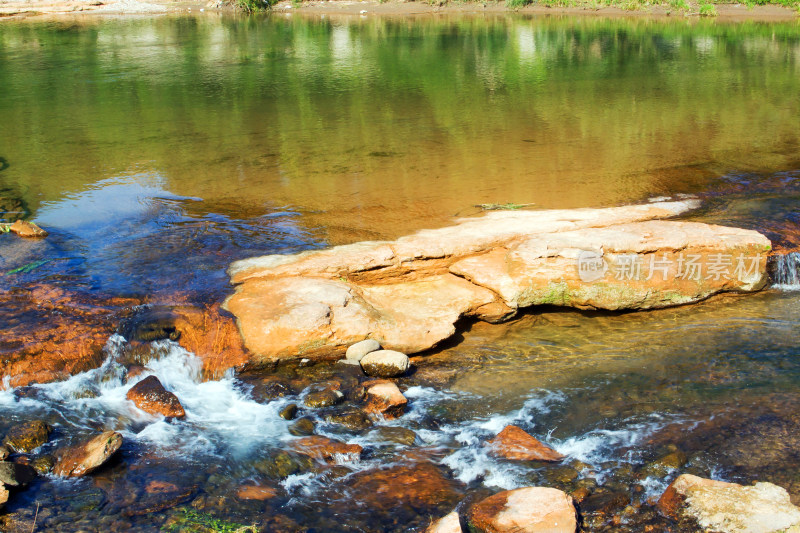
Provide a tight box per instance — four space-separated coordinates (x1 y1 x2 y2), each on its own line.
467 487 577 533
360 350 410 378
288 417 316 436
0 446 9 461
486 425 565 462
304 388 344 408
346 339 381 362
0 484 7 510
126 375 186 418
0 462 36 487
31 456 55 475
279 403 298 420
3 420 51 453
9 219 47 238
364 380 408 419
371 426 418 446
254 450 315 479
658 474 800 533
289 436 362 463
325 410 373 431
224 201 772 365
53 431 123 477
426 511 462 533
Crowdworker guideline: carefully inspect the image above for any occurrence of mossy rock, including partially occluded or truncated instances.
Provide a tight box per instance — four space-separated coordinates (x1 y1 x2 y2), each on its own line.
3 420 51 452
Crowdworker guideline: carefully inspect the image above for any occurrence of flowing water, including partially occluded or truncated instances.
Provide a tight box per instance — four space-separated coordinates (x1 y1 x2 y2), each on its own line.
1 13 800 532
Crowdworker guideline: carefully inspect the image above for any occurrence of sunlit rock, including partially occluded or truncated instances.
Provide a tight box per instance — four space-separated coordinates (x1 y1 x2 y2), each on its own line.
658 474 800 533
288 436 362 463
126 375 186 418
363 380 407 419
9 220 47 238
346 339 381 362
53 431 123 477
426 511 462 533
485 425 564 462
2 420 51 453
360 350 410 378
0 462 36 487
225 201 771 363
467 487 577 533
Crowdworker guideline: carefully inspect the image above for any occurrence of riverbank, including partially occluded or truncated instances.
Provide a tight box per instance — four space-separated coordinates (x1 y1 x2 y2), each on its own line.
0 0 797 20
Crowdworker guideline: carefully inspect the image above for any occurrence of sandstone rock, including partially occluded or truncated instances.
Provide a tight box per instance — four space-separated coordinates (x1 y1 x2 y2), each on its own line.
658 474 800 533
237 484 277 501
9 220 47 238
427 511 462 533
486 425 564 462
126 375 186 418
0 462 36 487
346 339 381 362
224 201 770 363
53 431 123 477
288 436 362 463
0 484 8 510
364 380 408 419
467 487 577 533
3 420 51 453
360 350 410 378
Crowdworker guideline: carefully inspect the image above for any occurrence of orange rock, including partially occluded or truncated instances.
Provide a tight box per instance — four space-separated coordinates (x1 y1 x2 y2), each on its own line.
53 431 123 477
237 484 278 501
348 462 460 512
145 480 179 494
485 425 564 462
289 436 362 463
9 220 47 238
364 380 408 419
126 375 185 418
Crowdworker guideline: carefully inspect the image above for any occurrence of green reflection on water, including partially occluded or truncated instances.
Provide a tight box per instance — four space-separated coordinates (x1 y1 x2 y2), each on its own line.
1 15 800 242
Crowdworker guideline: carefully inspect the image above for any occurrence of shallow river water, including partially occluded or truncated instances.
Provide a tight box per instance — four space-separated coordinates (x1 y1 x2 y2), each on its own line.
1 12 800 532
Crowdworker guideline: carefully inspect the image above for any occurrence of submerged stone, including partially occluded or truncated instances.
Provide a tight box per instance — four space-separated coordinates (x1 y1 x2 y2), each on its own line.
289 436 362 463
304 388 344 408
325 409 373 431
288 417 316 436
3 420 51 453
0 462 36 487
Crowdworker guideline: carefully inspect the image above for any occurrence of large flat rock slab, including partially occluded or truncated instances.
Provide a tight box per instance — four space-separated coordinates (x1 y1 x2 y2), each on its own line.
225 201 771 364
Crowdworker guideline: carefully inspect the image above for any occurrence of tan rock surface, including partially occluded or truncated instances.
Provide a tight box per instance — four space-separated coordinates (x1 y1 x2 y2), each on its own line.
467 487 577 533
486 425 565 462
53 431 123 477
426 511 462 533
226 201 771 363
658 474 800 533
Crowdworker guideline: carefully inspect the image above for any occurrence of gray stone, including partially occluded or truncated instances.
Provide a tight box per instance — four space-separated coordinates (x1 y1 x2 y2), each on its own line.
360 350 410 378
0 462 36 487
346 339 381 362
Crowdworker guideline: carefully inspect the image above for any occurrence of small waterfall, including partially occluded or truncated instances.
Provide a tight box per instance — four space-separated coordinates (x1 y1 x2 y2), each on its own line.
770 252 800 290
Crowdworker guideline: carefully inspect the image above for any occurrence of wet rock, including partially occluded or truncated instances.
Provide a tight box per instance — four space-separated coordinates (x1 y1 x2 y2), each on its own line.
3 420 51 453
364 380 408 419
0 462 36 486
641 448 688 477
31 456 54 475
9 220 47 238
570 486 591 503
325 409 373 431
289 436 362 463
254 450 315 479
124 482 195 516
0 446 8 461
119 307 180 343
304 388 343 408
658 474 800 532
545 465 580 484
0 485 7 510
288 417 316 436
427 511 462 533
126 375 186 418
279 403 298 420
360 350 410 378
246 375 296 403
348 462 461 513
371 426 418 446
346 339 381 362
467 486 577 533
53 431 123 477
236 484 277 501
579 490 628 516
486 425 564 462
